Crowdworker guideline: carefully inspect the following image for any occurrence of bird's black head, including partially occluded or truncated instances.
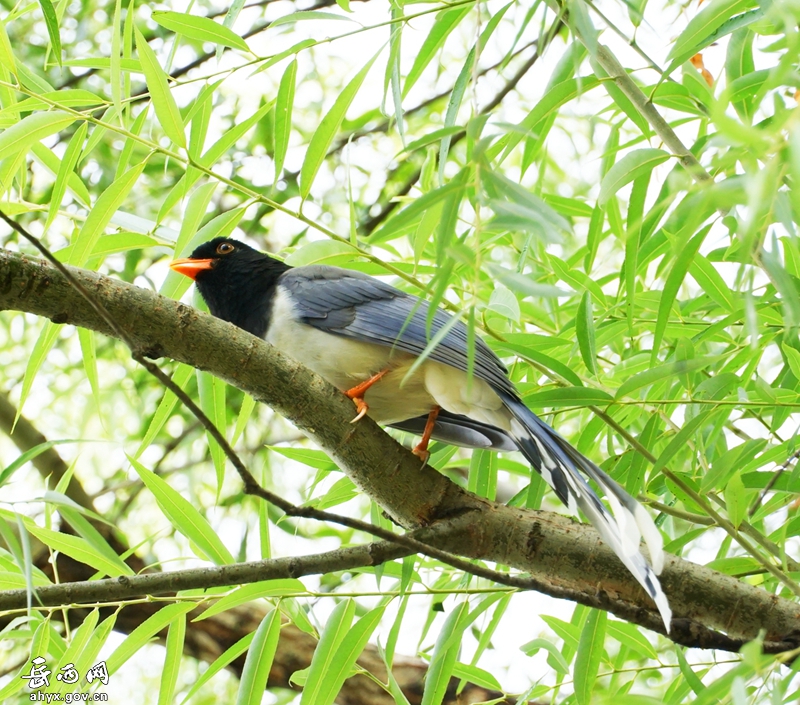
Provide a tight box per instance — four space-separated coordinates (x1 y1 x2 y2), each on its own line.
170 237 291 338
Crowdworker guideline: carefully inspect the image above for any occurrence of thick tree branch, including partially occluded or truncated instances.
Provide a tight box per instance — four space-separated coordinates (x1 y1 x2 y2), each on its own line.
1 250 800 652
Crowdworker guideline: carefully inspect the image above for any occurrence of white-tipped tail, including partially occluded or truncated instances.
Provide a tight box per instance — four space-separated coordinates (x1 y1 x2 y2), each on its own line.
501 392 671 631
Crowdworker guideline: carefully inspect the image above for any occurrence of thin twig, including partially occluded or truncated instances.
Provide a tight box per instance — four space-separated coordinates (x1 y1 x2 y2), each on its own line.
749 446 800 517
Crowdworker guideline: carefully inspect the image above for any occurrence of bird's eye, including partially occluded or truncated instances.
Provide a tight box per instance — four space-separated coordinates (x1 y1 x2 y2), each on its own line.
216 242 235 255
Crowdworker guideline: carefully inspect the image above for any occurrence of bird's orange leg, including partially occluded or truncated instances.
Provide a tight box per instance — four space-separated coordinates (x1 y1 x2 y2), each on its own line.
345 368 390 423
412 406 440 463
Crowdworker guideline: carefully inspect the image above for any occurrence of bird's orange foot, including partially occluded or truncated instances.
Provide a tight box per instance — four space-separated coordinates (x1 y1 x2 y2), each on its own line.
344 368 390 424
350 397 369 424
411 443 431 466
411 405 439 467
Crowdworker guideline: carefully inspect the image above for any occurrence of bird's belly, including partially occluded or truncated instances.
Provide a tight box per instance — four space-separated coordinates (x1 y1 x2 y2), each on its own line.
265 288 512 428
265 297 434 423
275 328 433 423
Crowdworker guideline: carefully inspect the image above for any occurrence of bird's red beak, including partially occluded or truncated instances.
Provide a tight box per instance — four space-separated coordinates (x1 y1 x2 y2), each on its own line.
169 258 214 280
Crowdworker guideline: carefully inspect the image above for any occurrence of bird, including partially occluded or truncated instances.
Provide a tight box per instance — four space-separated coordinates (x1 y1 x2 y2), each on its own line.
170 236 672 629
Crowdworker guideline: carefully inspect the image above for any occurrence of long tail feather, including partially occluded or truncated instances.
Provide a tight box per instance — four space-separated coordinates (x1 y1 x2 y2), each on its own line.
500 392 672 630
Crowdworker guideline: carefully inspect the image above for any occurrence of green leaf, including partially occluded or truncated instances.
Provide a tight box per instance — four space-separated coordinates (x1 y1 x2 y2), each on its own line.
403 5 470 99
439 44 474 184
197 369 227 489
653 409 720 475
174 181 217 257
385 4 404 147
51 610 103 694
44 121 87 234
689 254 736 312
520 637 570 674
666 0 758 71
451 661 502 691
236 610 281 705
37 0 62 65
26 524 132 577
522 387 613 408
107 603 197 675
56 505 132 574
573 609 606 705
576 291 597 375
67 161 146 268
268 446 337 471
783 344 800 380
0 111 74 162
312 605 385 705
0 439 76 488
152 11 250 52
370 179 466 243
493 77 602 164
179 632 255 705
135 24 187 148
726 28 755 120
549 256 606 305
200 101 274 167
110 0 122 115
724 472 748 529
128 455 236 565
232 393 257 445
491 341 583 386
251 39 315 75
135 363 194 458
599 149 670 205
401 126 465 156
158 612 185 705
676 645 707 695
488 284 520 322
197 579 306 620
270 10 357 27
299 599 355 705
606 621 658 659
468 449 497 500
284 240 358 266
16 321 61 420
30 142 91 206
188 84 214 161
617 357 722 398
308 476 358 510
486 264 571 299
273 58 297 180
300 49 381 198
567 0 598 56
421 600 470 705
651 225 709 364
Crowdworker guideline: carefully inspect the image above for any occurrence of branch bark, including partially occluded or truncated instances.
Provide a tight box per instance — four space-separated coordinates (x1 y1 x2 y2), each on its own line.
1 249 799 652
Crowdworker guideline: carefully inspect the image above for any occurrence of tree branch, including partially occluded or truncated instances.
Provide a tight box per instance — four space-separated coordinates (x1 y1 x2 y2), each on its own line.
1 249 800 652
593 44 712 183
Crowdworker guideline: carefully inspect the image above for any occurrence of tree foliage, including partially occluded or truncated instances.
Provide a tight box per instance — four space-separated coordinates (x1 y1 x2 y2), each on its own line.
1 0 800 701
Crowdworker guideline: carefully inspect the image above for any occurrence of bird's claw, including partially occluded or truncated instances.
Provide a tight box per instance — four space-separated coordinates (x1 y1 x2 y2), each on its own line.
412 444 430 467
350 398 368 423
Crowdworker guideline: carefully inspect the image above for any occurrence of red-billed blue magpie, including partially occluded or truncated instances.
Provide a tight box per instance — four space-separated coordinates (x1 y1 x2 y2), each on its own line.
170 237 671 629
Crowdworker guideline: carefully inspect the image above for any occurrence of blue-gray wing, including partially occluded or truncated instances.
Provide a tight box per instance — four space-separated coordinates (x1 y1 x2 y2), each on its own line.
280 265 515 395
